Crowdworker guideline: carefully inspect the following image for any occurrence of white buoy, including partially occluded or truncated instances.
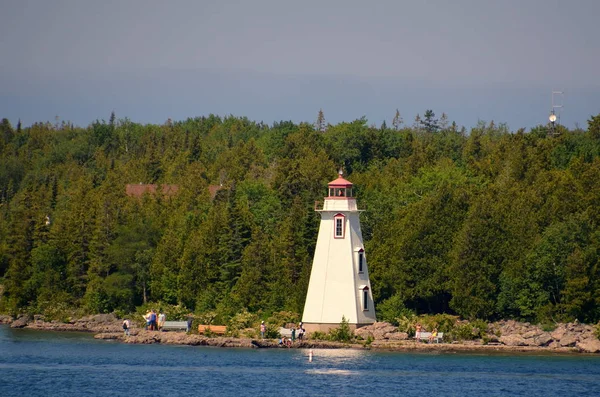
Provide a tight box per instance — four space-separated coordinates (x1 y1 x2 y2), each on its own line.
309 349 313 362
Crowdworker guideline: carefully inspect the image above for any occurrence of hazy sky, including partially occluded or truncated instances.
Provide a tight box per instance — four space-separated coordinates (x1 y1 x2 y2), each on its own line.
1 0 599 130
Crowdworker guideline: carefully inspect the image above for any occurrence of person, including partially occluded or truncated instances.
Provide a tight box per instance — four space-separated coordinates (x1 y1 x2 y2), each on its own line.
415 323 422 342
298 326 305 340
429 328 438 343
260 321 266 339
291 327 296 342
144 311 152 330
122 319 130 336
158 310 166 331
150 309 157 331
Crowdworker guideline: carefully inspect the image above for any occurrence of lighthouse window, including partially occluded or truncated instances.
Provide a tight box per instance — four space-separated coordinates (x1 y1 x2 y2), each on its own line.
335 218 343 237
333 213 345 238
362 288 369 311
358 252 364 273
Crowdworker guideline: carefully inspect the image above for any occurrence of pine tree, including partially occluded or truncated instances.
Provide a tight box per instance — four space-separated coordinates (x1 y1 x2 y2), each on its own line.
316 109 326 133
392 109 403 130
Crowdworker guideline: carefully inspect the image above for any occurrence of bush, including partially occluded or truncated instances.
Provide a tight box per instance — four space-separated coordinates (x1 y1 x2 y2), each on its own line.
310 331 327 340
377 294 415 325
449 319 489 341
266 311 299 328
328 316 352 342
227 309 259 335
540 322 557 332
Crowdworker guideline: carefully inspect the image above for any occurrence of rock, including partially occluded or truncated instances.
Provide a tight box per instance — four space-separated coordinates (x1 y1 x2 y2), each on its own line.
486 334 500 343
522 329 542 339
524 332 553 347
550 325 567 341
354 327 373 340
385 332 408 340
355 322 397 340
10 314 31 328
576 338 600 353
548 341 561 349
0 315 12 324
500 334 527 346
559 334 578 347
535 332 553 346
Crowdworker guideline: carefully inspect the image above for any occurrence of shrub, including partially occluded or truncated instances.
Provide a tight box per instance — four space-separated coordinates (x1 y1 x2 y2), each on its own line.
328 316 352 342
449 319 489 341
310 331 328 340
266 311 300 328
540 322 557 332
227 309 258 335
377 294 415 325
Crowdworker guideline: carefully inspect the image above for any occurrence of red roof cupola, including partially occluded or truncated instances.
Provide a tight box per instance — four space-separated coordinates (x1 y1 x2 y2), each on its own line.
327 169 353 198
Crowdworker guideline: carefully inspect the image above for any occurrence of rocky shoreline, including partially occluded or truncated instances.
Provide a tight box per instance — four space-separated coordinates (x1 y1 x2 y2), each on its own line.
2 314 599 354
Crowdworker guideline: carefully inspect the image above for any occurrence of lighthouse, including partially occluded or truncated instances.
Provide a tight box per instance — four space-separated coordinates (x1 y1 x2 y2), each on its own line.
302 170 377 333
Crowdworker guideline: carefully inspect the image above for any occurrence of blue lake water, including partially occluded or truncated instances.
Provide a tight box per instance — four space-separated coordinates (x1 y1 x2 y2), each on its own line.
1 325 600 396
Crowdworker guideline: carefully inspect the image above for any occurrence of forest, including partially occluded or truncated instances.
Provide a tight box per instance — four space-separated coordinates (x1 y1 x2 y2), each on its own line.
1 110 600 325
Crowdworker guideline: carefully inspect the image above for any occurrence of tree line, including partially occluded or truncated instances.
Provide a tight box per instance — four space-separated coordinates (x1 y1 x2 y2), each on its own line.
1 111 600 324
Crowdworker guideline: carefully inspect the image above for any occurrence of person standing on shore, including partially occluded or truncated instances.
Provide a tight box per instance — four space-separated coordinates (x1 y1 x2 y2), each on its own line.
150 309 158 331
122 319 130 336
260 321 266 339
144 311 152 330
415 323 422 342
158 310 166 331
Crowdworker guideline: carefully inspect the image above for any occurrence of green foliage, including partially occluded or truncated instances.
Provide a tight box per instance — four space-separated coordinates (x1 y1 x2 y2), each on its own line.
419 314 459 334
310 331 328 340
227 309 259 335
266 311 300 328
2 112 600 328
376 294 416 325
328 316 353 342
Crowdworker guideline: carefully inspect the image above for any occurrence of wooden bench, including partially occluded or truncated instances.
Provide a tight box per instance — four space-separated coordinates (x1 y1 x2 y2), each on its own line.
416 331 444 343
162 321 190 332
197 324 227 335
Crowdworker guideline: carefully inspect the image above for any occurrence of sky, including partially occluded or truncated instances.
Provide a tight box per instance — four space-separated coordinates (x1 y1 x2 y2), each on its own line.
1 0 599 130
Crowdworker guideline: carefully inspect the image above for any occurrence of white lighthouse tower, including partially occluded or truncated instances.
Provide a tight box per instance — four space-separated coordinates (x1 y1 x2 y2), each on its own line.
302 170 376 333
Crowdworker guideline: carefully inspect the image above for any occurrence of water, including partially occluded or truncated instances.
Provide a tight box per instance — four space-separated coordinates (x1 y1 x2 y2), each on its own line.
1 325 600 396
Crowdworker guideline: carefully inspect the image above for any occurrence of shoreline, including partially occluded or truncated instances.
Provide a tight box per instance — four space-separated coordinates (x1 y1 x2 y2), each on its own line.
92 329 587 355
2 314 599 355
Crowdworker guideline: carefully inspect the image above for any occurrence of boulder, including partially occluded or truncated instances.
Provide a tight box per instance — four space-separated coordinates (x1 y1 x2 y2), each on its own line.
550 325 567 341
576 338 600 354
372 326 398 340
500 334 527 346
548 341 561 349
354 327 373 340
524 332 553 347
355 322 397 340
0 315 12 324
535 332 553 346
558 334 578 347
522 329 542 339
385 332 408 340
10 314 31 328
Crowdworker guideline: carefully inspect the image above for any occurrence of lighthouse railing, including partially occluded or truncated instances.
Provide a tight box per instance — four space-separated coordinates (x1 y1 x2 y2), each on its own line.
314 200 366 212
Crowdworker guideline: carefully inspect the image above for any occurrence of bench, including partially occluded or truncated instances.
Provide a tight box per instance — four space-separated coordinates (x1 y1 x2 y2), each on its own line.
416 331 444 343
197 324 227 335
162 321 191 332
